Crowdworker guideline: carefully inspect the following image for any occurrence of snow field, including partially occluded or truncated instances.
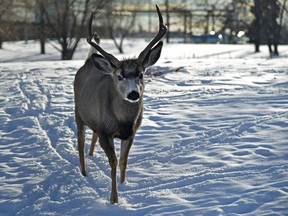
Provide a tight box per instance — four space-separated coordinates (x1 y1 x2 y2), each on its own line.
0 42 288 215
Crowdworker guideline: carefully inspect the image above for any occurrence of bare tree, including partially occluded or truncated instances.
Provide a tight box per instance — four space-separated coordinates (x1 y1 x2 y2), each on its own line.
107 0 136 54
223 0 251 44
262 0 281 56
36 0 47 54
0 0 14 49
275 0 287 55
248 0 264 52
248 0 288 56
43 0 107 60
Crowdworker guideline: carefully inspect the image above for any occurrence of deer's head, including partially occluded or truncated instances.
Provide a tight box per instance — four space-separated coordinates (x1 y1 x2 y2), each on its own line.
87 5 167 103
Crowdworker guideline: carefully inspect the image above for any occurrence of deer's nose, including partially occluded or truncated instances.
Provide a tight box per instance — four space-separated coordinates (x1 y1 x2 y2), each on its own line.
127 91 140 102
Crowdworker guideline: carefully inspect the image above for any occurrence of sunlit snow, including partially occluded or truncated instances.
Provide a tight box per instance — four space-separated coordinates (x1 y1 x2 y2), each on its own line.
1 40 288 215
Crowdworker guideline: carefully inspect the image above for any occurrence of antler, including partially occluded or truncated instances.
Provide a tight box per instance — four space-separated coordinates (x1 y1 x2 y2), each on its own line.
87 12 121 68
137 5 167 64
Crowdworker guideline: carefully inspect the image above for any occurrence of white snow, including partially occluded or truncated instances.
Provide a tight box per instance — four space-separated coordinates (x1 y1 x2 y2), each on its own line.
0 40 288 215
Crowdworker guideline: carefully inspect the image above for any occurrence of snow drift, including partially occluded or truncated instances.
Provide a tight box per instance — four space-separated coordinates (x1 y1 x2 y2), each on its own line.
0 41 288 215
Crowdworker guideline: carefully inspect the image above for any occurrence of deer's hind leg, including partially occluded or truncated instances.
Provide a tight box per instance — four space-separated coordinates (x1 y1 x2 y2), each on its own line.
75 111 87 176
89 132 98 156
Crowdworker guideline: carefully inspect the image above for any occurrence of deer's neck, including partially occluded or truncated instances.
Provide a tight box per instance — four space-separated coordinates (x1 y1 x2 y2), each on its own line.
113 96 143 123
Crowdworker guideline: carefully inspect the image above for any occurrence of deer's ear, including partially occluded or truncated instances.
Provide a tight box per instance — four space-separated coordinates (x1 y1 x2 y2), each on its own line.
142 41 163 69
91 53 115 73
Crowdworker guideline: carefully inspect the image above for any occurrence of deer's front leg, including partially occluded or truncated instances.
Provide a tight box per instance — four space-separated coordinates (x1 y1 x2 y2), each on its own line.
99 136 118 204
120 137 134 183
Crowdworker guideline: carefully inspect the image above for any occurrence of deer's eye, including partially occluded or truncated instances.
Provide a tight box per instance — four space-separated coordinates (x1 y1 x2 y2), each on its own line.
138 73 143 79
117 75 124 81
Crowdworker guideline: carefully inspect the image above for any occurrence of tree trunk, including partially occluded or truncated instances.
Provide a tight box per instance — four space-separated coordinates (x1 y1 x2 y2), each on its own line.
274 0 286 56
119 36 124 54
111 36 124 54
267 37 272 54
39 0 46 54
62 49 74 60
40 40 45 54
255 43 260 52
253 0 262 53
165 0 170 43
274 43 279 56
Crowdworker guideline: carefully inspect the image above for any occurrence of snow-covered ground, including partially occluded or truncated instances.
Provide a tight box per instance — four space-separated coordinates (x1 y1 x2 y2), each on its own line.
2 38 288 62
0 40 288 215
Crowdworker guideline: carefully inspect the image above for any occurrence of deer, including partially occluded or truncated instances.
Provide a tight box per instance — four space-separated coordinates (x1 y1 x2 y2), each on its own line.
74 5 167 204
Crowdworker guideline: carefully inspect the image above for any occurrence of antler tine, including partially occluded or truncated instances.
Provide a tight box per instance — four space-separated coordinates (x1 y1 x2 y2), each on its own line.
87 12 121 68
137 4 167 63
88 11 94 37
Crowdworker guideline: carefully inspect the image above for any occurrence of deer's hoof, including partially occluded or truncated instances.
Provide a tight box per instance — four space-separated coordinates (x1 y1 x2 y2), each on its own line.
81 170 87 176
110 193 118 204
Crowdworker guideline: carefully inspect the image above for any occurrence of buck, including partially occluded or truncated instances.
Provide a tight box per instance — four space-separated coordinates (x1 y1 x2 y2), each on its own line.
74 5 167 203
